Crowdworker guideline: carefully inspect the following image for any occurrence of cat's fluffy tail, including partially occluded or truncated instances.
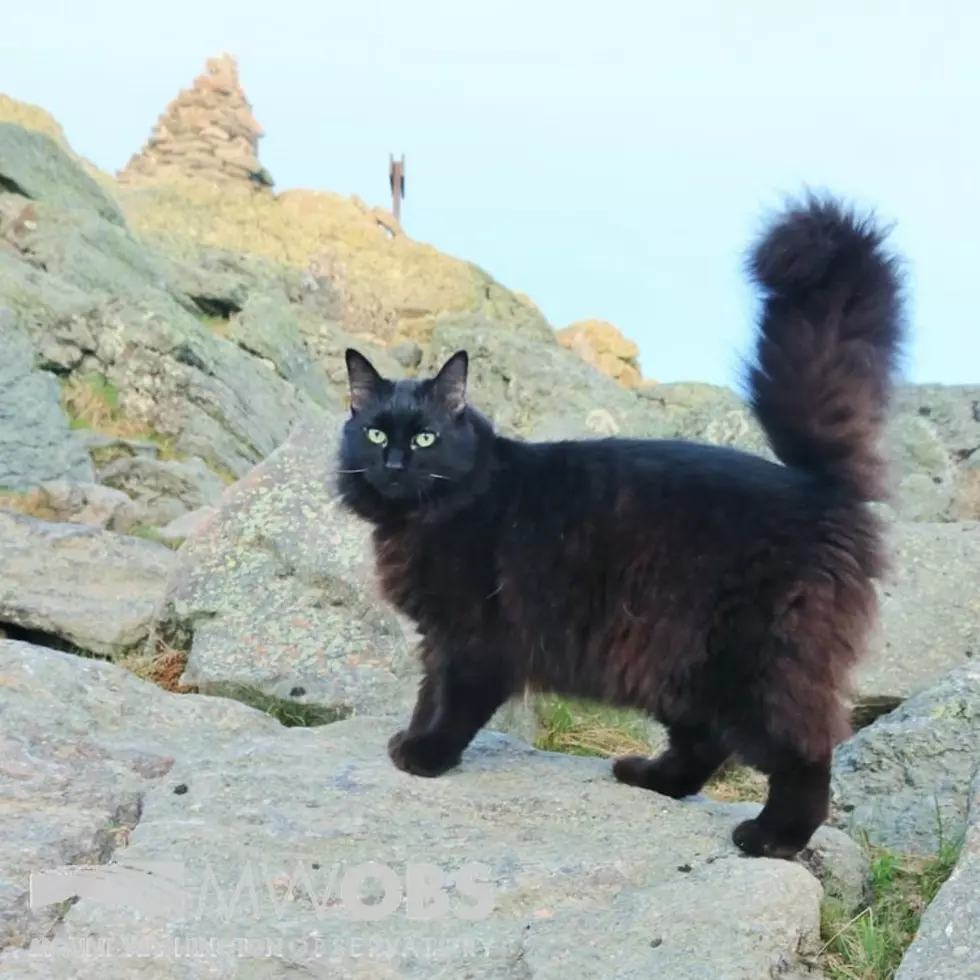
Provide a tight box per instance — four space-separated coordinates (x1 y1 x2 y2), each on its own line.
744 192 907 502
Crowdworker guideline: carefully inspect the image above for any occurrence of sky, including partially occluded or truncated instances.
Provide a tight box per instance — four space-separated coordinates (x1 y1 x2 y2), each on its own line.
3 0 978 388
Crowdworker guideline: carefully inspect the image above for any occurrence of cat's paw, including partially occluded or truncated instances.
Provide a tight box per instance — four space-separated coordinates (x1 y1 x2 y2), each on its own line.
611 755 655 789
731 818 802 861
387 730 460 777
612 755 694 799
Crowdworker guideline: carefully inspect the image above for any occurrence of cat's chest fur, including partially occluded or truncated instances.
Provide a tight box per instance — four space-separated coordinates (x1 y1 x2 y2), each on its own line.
372 524 420 615
371 519 491 631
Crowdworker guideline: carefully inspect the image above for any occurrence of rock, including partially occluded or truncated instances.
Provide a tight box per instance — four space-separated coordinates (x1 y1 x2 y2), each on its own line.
156 505 217 544
10 480 145 532
894 782 980 980
420 315 641 440
884 413 960 522
890 385 980 522
117 54 272 190
855 522 980 703
0 122 124 225
724 801 870 915
237 292 404 407
0 639 284 953
0 640 849 979
895 384 980 463
0 316 94 490
556 318 645 388
227 289 336 407
96 455 227 526
0 510 176 657
633 381 775 457
389 339 423 370
0 246 329 478
832 661 980 855
78 431 162 462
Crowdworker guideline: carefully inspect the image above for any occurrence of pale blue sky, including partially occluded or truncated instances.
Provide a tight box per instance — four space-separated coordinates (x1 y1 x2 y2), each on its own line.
3 0 977 387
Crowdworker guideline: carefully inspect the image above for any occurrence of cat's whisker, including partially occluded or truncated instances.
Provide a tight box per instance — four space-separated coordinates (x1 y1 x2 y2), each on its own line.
427 473 453 481
336 468 367 474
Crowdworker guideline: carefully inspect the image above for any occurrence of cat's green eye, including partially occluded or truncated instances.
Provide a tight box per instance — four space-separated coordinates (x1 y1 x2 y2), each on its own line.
365 427 388 446
412 431 437 449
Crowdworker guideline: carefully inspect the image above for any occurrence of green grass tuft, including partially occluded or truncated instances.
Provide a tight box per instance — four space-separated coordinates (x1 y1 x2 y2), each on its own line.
820 833 963 980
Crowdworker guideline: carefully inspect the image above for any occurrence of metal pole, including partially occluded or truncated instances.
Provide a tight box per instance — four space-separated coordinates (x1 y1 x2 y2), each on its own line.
389 153 405 225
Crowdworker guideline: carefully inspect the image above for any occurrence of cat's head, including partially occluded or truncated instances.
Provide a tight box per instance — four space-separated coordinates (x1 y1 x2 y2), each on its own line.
337 348 489 510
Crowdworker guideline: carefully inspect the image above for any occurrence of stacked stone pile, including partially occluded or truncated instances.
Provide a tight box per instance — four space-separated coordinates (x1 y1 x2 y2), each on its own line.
117 54 273 189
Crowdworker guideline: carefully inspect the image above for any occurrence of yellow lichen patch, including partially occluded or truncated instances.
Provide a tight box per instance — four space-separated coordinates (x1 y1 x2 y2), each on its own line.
557 318 645 388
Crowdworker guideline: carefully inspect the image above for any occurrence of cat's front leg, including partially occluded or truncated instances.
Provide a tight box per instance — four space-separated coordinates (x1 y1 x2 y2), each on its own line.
388 658 512 778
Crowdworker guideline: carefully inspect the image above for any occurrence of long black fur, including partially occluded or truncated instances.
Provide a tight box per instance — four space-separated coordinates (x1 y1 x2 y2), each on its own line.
335 192 907 860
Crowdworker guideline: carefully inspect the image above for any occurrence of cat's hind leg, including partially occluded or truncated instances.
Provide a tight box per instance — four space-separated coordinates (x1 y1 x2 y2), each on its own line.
730 748 831 860
612 723 729 799
728 636 847 860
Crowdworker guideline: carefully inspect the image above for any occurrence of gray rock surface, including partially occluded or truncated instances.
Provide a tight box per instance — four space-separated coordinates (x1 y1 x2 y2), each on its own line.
0 123 124 225
0 640 858 980
96 455 227 526
0 510 175 657
420 316 640 440
894 781 980 980
856 522 980 702
156 505 217 544
25 480 145 532
229 289 336 408
832 661 980 855
0 316 94 489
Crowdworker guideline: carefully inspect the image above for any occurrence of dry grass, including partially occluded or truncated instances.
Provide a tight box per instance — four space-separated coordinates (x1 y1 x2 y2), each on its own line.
0 488 59 520
534 695 652 758
62 373 150 440
704 761 769 803
61 373 179 459
534 695 769 804
952 468 980 521
820 835 963 980
118 642 198 694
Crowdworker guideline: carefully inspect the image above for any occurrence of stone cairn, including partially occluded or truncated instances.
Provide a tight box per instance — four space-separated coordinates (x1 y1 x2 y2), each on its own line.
117 54 274 190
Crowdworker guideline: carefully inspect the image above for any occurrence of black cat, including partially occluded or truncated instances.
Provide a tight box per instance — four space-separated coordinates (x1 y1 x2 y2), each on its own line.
335 193 906 860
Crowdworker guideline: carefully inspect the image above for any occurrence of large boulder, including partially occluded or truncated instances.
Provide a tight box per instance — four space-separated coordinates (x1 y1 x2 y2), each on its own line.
855 522 980 704
832 661 980 855
0 640 859 980
0 510 175 657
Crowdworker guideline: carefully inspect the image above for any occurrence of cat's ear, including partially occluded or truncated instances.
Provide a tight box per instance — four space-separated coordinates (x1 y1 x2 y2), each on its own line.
431 350 468 417
345 348 384 414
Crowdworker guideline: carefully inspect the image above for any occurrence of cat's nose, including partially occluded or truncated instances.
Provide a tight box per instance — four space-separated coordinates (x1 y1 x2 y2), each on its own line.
384 452 407 471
